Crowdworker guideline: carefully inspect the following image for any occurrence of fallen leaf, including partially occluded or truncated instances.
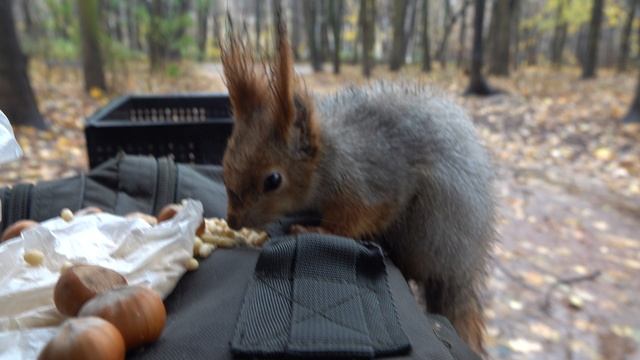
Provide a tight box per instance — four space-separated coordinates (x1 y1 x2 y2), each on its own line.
507 338 543 353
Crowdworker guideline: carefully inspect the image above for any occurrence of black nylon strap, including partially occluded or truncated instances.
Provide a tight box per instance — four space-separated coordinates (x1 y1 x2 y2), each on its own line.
231 234 411 358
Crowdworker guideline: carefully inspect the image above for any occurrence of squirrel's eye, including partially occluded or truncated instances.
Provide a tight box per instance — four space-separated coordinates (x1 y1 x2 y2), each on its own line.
263 172 282 193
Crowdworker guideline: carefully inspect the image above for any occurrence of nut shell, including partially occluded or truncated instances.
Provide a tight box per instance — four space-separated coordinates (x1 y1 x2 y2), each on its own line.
78 285 166 349
54 265 127 316
157 204 183 222
196 220 205 236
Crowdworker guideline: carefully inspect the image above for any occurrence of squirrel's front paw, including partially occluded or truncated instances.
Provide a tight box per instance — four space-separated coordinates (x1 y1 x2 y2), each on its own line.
289 224 332 235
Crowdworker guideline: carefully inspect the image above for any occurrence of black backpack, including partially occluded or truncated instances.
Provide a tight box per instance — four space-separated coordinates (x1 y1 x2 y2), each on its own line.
0 154 480 360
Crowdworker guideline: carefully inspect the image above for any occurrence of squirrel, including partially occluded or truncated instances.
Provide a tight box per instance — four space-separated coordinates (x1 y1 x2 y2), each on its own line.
219 13 495 356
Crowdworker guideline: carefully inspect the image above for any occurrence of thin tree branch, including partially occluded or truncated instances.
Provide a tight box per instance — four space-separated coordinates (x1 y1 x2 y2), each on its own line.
541 270 601 314
435 0 472 63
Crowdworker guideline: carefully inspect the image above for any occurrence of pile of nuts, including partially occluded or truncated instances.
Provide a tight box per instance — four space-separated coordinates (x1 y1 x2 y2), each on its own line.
154 203 269 272
41 264 166 360
2 205 270 359
186 216 268 271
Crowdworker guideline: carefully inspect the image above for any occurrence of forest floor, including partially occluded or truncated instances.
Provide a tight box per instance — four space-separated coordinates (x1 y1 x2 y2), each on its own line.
1 62 640 360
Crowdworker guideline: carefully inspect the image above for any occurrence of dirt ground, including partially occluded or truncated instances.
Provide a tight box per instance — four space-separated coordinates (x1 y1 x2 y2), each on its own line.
1 62 639 359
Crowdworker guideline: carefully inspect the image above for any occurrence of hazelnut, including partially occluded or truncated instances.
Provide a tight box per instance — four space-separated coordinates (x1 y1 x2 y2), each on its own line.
38 317 125 360
54 265 127 316
1 219 38 242
78 285 166 349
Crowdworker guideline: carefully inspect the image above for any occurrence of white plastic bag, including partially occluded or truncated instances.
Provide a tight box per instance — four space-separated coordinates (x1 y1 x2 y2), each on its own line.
0 200 203 359
0 110 23 165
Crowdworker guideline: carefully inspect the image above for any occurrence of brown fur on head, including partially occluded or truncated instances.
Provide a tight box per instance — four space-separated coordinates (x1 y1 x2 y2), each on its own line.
221 11 320 230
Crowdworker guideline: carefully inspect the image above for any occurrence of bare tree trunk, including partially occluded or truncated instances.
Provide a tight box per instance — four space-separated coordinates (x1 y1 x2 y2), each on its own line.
422 0 432 72
146 0 188 65
576 24 587 66
353 1 362 65
488 0 511 76
624 71 640 123
405 0 418 64
329 0 344 74
78 0 107 92
550 0 568 67
117 0 130 49
437 0 452 66
127 0 141 51
0 0 46 129
21 0 38 39
457 3 467 68
148 0 166 71
211 0 222 51
115 2 126 44
45 0 73 39
465 0 494 95
320 2 330 62
603 27 616 67
402 0 418 62
361 0 375 77
304 1 323 72
435 0 471 68
168 0 190 59
623 25 640 122
271 0 281 35
255 0 262 51
291 0 301 60
525 29 539 66
617 0 638 72
510 0 521 70
390 0 409 71
582 0 604 79
197 0 210 61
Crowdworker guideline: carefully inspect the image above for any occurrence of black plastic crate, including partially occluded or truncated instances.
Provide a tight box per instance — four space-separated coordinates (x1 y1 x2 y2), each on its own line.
85 93 234 168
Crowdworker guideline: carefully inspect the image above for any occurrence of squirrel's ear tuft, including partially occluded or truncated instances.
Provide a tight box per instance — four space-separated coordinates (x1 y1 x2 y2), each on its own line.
290 92 320 159
220 15 269 122
267 7 318 158
267 5 296 138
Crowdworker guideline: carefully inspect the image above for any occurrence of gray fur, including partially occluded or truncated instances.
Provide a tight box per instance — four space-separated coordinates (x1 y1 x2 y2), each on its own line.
309 81 496 328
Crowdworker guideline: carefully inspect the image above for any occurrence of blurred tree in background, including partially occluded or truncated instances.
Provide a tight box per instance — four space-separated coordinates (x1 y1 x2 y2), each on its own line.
617 0 638 71
1 0 640 124
487 0 516 76
421 0 432 72
360 0 376 77
329 0 345 74
582 0 604 78
77 0 107 91
0 0 46 129
389 0 417 71
466 0 494 95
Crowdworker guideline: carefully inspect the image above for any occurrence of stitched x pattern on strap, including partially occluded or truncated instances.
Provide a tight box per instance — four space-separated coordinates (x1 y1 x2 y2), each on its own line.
231 234 411 359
